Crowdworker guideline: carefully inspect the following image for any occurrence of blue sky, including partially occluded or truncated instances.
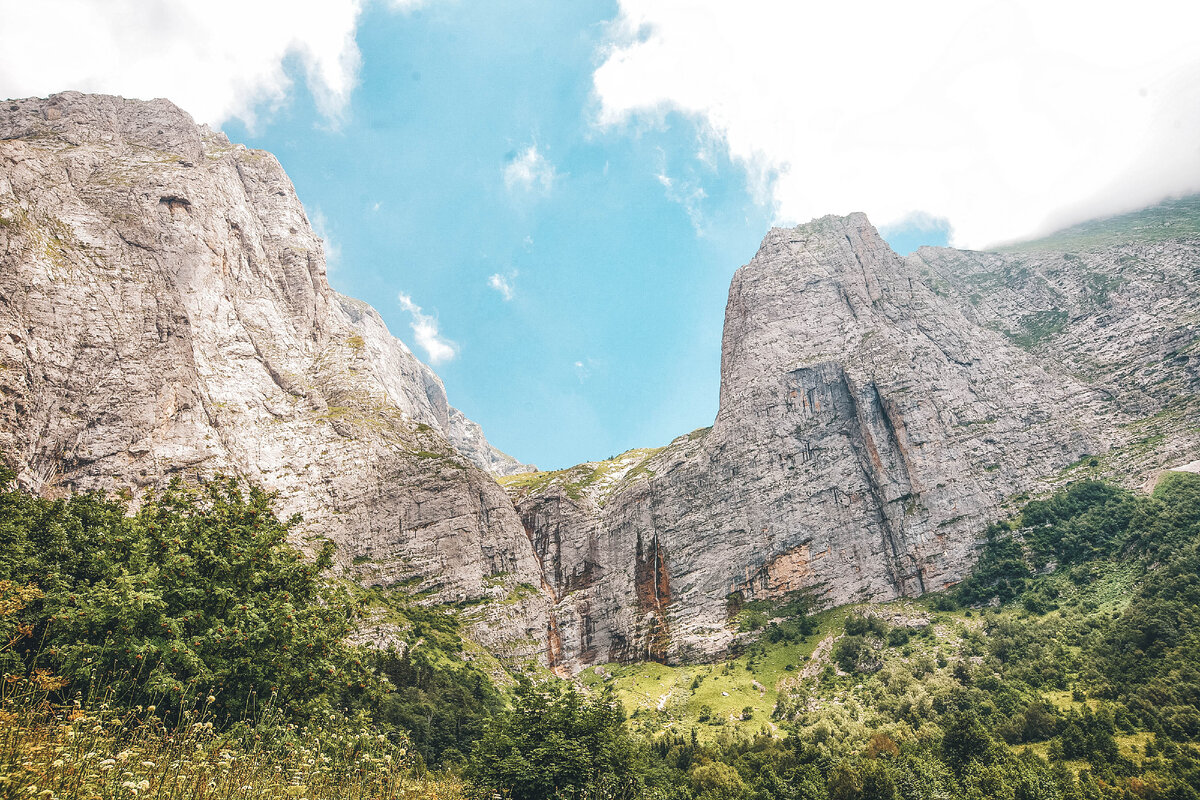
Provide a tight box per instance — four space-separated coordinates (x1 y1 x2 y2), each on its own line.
221 1 941 469
13 1 1196 469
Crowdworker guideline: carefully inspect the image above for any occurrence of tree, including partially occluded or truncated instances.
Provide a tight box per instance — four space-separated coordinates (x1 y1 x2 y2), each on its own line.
942 710 998 770
469 676 640 800
0 471 371 724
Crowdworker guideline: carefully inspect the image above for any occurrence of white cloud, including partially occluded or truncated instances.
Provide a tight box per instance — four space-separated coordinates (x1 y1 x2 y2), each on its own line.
504 145 557 193
488 271 517 301
0 0 366 127
310 208 340 269
397 293 457 364
878 211 953 239
594 1 1200 248
655 151 708 234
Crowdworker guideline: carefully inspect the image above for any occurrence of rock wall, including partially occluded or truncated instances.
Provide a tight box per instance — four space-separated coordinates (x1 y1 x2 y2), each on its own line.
0 92 548 660
4 92 1197 673
509 212 1199 670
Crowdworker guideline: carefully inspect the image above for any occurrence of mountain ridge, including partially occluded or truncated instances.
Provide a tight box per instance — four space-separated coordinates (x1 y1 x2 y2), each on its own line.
507 209 1199 670
0 91 546 661
2 91 1197 674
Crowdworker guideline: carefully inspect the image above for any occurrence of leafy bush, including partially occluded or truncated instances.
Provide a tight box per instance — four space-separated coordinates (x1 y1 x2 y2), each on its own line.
373 645 504 766
468 677 639 800
0 465 373 724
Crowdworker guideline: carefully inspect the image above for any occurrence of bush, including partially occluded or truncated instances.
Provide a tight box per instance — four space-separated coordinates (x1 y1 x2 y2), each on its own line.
0 467 372 724
468 677 639 800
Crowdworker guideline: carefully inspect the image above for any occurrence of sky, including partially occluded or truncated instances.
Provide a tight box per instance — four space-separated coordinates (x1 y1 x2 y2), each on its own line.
3 0 1200 469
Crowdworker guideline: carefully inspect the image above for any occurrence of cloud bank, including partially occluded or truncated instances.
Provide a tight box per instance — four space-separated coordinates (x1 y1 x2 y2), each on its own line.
0 0 365 127
594 1 1200 248
397 293 457 364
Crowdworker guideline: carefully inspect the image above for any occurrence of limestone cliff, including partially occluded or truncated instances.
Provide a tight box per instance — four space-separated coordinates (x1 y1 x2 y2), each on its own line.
507 209 1200 670
0 92 547 659
4 92 1197 674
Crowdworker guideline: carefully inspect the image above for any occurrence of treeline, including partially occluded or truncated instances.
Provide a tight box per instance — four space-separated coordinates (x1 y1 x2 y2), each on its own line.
4 458 1200 799
0 462 498 767
442 471 1200 799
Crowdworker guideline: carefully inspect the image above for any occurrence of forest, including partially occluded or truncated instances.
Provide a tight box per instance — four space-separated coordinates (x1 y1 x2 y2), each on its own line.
1 459 1198 799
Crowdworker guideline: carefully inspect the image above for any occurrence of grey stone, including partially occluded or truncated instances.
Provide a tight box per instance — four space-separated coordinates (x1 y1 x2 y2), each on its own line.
0 92 549 660
4 92 1197 674
511 213 1199 670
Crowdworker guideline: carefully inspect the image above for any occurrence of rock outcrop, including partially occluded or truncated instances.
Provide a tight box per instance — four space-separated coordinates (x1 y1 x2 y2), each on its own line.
508 209 1200 670
4 92 1197 673
0 92 548 659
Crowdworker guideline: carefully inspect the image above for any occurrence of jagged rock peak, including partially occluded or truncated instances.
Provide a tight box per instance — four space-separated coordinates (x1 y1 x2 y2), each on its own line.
2 91 221 157
0 90 525 477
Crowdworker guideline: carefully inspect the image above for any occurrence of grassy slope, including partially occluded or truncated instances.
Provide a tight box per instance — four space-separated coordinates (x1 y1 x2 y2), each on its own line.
497 447 665 503
996 193 1200 253
580 558 1142 747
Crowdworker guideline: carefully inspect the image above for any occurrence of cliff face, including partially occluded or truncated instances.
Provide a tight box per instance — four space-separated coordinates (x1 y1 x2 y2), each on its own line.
0 92 547 659
509 212 1200 670
4 92 1197 673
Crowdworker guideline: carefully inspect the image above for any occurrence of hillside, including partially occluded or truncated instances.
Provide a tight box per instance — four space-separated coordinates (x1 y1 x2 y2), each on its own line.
1 92 1198 677
506 205 1200 670
3 461 1200 799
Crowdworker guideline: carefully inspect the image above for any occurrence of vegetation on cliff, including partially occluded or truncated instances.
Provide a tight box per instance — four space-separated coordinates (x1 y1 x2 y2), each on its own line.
2 461 1200 799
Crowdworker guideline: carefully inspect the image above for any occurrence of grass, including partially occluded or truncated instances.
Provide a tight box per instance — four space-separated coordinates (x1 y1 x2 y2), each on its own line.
583 563 1147 746
497 447 666 503
0 672 462 800
580 604 859 740
997 193 1200 253
1005 310 1069 349
1010 732 1155 776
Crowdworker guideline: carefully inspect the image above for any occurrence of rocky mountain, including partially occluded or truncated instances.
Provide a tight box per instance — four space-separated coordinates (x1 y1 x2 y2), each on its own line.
0 92 543 659
2 92 1197 673
505 206 1200 669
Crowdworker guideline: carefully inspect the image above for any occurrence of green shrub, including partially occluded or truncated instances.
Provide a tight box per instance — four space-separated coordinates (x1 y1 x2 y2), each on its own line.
0 466 372 724
468 677 639 800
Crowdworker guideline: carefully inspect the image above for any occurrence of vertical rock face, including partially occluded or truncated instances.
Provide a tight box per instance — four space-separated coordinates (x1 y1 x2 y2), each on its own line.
4 92 1197 672
0 92 548 659
510 211 1199 669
